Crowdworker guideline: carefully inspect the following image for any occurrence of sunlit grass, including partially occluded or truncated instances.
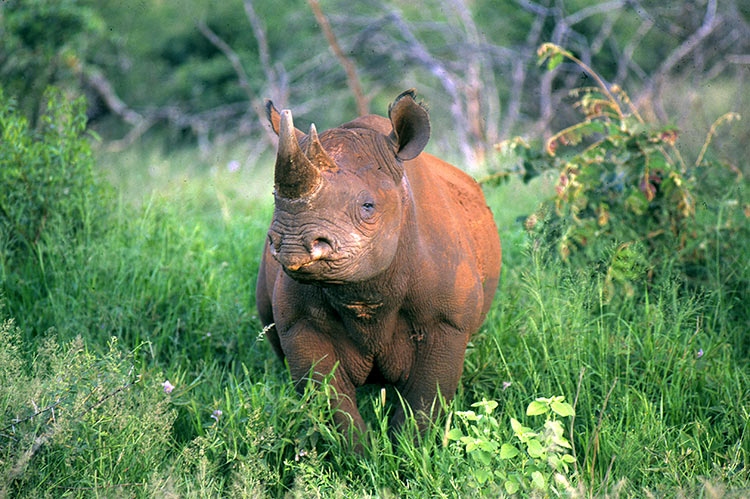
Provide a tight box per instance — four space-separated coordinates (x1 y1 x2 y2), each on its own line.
1 140 747 497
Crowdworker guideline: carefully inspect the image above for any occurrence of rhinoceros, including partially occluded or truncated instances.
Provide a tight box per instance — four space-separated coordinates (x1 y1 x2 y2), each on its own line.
256 89 501 446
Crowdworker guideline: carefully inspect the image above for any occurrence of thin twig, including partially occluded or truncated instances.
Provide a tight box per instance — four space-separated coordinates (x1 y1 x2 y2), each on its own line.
695 112 742 166
600 455 617 495
196 20 277 145
308 0 369 116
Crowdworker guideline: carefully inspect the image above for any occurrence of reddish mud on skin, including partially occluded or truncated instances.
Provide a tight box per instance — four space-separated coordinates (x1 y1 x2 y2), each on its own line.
255 89 501 449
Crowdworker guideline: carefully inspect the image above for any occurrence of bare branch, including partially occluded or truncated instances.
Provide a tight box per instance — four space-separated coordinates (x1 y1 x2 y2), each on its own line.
514 0 552 17
615 18 653 85
76 64 144 126
562 0 625 28
727 54 750 65
196 20 277 146
501 5 547 138
386 9 476 165
308 0 369 116
196 21 256 103
636 0 719 117
652 0 718 80
244 0 288 107
244 0 273 85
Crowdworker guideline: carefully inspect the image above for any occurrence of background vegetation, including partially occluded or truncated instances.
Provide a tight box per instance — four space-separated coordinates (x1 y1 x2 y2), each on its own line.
1 0 748 496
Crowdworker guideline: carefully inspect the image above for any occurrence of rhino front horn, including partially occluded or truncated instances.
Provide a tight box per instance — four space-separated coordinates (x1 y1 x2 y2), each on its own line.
274 110 321 199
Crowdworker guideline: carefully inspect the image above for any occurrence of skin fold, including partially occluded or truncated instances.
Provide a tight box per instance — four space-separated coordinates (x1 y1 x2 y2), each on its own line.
256 90 501 449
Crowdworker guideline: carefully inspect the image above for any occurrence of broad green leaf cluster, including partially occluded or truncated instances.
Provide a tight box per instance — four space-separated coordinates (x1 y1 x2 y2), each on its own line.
447 396 576 495
491 43 749 299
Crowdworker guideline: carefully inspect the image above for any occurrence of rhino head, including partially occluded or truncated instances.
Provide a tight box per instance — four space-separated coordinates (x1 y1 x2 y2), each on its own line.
266 90 430 285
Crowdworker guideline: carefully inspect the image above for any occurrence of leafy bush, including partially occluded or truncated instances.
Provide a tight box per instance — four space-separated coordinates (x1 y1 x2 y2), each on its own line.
447 396 576 496
489 44 750 296
0 87 111 339
0 86 104 265
0 0 105 122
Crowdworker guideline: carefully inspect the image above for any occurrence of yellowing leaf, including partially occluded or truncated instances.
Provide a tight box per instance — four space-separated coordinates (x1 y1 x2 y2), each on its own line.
532 471 546 489
551 401 575 417
526 400 548 416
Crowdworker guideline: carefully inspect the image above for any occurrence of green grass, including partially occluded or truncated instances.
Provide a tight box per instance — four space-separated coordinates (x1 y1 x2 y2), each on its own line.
1 142 748 497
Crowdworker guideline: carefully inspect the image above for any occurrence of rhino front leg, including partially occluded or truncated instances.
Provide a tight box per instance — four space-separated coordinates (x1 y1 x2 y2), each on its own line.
279 322 367 450
390 326 468 434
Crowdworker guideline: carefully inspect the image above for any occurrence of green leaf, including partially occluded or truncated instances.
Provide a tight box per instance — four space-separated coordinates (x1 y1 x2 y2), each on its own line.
479 439 499 453
547 53 564 71
456 410 479 422
526 400 548 416
527 439 545 458
474 450 492 466
461 436 478 452
562 454 577 463
531 471 546 489
510 418 523 434
500 443 520 459
446 428 463 441
472 398 499 414
551 400 575 418
504 480 520 495
474 468 490 484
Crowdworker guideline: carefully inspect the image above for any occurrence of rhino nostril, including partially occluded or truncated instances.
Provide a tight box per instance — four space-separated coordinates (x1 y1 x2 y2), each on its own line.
309 238 333 260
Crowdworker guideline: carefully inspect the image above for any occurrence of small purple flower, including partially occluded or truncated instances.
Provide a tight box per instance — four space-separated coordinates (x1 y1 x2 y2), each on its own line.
502 381 512 391
697 349 704 358
211 409 222 422
227 160 241 172
162 380 175 394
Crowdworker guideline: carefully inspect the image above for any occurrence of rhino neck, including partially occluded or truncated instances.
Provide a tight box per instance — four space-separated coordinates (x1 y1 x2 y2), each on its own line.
321 247 408 321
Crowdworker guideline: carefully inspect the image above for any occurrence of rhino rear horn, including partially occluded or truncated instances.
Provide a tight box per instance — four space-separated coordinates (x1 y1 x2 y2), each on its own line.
306 123 336 171
388 89 431 161
274 110 321 199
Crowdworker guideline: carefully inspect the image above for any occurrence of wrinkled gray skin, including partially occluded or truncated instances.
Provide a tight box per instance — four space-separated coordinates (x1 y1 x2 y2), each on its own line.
256 90 501 449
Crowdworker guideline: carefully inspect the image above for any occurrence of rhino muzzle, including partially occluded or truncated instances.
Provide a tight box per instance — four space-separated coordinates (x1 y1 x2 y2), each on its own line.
269 232 334 272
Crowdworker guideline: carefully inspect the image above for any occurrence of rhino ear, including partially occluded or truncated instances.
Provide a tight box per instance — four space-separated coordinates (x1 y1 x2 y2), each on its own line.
387 89 430 161
265 100 305 140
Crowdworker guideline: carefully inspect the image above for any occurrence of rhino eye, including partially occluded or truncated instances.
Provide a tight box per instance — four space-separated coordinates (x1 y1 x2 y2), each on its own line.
360 201 375 219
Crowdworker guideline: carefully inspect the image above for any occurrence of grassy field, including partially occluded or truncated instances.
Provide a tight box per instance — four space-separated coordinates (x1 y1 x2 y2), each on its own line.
1 131 749 498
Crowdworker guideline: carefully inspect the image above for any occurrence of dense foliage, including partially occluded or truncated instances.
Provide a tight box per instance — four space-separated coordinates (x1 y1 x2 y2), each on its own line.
491 44 750 300
3 0 749 158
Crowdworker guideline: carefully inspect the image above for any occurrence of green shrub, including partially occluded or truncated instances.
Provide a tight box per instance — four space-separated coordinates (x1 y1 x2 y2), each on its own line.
447 396 576 495
488 44 750 297
0 0 105 123
0 87 111 340
0 86 105 265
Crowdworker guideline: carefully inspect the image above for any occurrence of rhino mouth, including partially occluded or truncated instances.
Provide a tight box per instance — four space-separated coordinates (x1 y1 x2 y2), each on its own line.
272 249 343 278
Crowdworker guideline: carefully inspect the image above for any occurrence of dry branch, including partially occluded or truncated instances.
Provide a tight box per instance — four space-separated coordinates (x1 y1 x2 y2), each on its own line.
196 20 277 146
308 0 369 116
244 0 288 107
